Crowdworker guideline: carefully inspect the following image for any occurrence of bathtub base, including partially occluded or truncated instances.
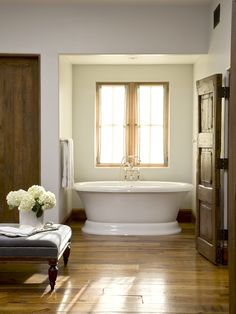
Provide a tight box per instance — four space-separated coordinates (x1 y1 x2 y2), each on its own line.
82 220 181 236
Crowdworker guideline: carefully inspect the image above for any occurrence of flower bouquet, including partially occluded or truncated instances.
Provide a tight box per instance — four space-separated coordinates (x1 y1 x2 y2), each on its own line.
6 185 56 220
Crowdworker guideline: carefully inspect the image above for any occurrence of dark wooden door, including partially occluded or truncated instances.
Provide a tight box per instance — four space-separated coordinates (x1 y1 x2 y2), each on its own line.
196 74 222 264
0 56 40 222
229 1 236 312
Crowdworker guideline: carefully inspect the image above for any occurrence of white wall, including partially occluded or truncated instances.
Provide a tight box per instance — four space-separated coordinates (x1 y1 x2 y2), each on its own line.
59 56 73 222
59 57 73 140
193 0 232 214
0 0 211 222
0 2 210 54
194 0 232 79
72 64 193 208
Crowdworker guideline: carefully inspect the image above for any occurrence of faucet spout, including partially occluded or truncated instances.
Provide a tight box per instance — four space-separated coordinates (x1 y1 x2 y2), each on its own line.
120 155 141 181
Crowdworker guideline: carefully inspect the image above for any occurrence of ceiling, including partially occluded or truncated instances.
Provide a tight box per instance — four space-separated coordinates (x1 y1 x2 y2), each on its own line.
64 54 202 65
80 0 212 4
2 0 212 5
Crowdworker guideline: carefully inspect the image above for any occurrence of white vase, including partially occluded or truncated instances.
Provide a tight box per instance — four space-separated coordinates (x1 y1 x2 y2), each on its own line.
19 210 44 228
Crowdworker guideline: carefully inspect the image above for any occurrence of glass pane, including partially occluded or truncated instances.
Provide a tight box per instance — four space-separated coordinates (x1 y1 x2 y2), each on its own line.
150 126 164 164
99 84 126 164
151 86 164 125
100 86 113 125
100 126 112 163
138 85 164 126
139 126 164 164
113 86 126 125
100 126 125 163
113 126 125 163
137 84 166 165
138 86 151 125
139 126 150 163
100 85 126 126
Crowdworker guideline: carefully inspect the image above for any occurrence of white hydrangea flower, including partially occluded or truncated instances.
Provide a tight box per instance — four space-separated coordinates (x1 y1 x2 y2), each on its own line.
39 191 56 210
7 185 56 216
6 189 27 209
18 193 35 212
28 185 46 199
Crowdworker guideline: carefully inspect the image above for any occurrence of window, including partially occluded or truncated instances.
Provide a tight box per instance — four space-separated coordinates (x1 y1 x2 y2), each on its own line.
96 82 169 167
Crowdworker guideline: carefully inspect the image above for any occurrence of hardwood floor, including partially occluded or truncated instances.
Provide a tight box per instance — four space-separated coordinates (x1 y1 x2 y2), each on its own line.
0 222 228 313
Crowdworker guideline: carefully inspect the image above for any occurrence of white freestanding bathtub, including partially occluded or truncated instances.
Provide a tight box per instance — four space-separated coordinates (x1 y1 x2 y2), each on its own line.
74 181 192 236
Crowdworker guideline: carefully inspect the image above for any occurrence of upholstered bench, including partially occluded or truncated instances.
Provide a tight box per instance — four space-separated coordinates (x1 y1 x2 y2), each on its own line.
0 224 72 290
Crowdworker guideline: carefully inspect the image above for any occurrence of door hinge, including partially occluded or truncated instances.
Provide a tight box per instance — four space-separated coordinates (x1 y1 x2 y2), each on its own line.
218 86 230 99
217 229 228 265
217 158 228 170
216 245 228 265
219 229 228 241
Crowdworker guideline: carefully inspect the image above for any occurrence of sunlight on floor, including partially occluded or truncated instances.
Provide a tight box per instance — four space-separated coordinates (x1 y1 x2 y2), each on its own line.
24 273 48 284
49 276 169 313
56 281 91 313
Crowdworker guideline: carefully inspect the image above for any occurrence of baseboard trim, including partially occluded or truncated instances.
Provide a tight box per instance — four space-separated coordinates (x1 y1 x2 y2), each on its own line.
61 211 73 224
177 209 195 223
69 208 87 222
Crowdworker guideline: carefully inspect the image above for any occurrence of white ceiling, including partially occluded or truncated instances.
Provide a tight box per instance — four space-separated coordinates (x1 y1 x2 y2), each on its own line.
3 0 212 5
81 0 212 4
64 54 202 65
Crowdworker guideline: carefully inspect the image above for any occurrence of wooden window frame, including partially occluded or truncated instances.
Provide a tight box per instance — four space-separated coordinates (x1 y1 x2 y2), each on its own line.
96 82 169 168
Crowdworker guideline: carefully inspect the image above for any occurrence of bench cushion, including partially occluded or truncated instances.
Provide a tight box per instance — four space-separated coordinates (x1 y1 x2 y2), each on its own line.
0 224 72 258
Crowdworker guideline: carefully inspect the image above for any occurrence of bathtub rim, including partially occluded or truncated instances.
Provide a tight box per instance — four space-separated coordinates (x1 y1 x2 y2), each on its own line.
74 180 193 193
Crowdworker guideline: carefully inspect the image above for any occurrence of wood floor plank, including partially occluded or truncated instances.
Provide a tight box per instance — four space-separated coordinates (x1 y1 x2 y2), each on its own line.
0 222 228 313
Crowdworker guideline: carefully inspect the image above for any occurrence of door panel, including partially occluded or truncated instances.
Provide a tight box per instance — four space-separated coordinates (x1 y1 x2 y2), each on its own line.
199 202 212 242
198 185 212 203
200 149 212 184
201 94 213 131
0 56 40 222
196 74 222 264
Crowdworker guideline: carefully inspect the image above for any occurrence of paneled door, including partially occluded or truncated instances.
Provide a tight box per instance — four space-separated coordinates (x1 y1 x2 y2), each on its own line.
229 0 236 311
196 74 222 264
0 56 40 222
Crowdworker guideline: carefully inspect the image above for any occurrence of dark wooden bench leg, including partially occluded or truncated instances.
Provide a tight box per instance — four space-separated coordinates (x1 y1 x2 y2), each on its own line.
63 242 71 266
48 259 58 291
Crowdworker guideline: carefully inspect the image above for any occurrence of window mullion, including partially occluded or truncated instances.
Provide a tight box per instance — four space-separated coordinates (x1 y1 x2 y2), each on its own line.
163 84 169 165
134 83 138 162
96 84 101 164
136 84 140 163
128 83 136 158
149 87 152 163
112 87 114 162
125 85 129 159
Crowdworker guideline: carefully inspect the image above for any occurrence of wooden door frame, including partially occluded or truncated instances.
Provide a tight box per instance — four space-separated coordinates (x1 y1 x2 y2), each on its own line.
229 1 236 313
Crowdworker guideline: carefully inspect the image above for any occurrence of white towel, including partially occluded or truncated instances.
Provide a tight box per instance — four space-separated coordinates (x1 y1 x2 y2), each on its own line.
61 138 74 189
0 225 59 237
